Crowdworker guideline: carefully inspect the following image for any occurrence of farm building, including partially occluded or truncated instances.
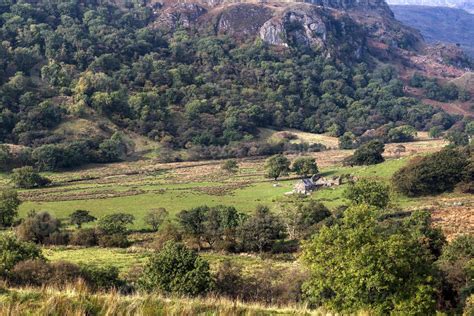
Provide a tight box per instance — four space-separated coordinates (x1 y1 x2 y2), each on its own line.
293 175 344 194
294 178 317 194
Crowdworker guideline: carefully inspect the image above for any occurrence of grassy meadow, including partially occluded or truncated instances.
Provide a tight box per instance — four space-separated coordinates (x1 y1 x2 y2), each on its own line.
0 130 458 230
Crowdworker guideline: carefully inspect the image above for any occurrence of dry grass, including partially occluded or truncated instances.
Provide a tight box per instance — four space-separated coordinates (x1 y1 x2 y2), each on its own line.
0 284 325 316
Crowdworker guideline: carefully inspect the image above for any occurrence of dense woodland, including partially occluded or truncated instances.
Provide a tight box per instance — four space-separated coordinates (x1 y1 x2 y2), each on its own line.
0 1 467 170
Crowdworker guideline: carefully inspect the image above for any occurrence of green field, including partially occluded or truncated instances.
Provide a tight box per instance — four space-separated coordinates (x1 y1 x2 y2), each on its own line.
0 152 460 229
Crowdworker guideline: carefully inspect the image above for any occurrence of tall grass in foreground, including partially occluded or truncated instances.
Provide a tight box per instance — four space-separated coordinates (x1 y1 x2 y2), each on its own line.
0 282 329 316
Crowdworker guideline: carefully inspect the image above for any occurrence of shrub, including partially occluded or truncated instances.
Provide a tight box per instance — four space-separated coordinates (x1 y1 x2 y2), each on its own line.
387 125 416 143
392 148 468 196
16 211 61 244
80 265 122 290
338 132 356 149
214 260 307 305
139 242 212 296
344 179 391 209
9 259 52 286
0 189 21 228
0 234 43 277
70 228 98 246
344 140 385 166
10 166 51 189
48 261 83 286
150 222 183 251
221 159 239 174
43 231 69 246
97 233 129 248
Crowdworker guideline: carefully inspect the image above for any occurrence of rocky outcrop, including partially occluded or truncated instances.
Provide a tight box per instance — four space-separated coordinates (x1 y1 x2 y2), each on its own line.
215 4 274 37
150 0 422 58
152 2 207 30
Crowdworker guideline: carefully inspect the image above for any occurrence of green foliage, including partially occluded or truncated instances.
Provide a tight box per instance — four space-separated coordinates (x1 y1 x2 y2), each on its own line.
338 132 356 149
345 140 385 166
144 208 168 231
280 200 331 240
79 264 123 290
292 157 319 178
177 205 244 250
139 242 212 296
387 125 416 143
97 213 135 235
265 155 291 180
392 148 469 196
0 0 454 167
445 130 470 147
221 159 239 174
465 121 474 136
69 210 97 229
0 233 43 276
0 189 21 227
438 235 474 310
16 211 63 244
344 179 391 209
302 204 438 314
239 205 285 253
429 126 443 139
11 166 51 189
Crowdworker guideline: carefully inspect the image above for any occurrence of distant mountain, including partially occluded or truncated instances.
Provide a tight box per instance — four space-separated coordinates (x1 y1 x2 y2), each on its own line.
387 0 474 13
391 5 474 57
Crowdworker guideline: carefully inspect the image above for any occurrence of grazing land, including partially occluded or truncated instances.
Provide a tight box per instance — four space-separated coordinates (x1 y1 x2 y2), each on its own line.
0 132 453 229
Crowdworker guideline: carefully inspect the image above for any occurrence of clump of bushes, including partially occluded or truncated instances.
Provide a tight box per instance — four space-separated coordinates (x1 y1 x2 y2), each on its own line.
344 140 385 166
139 242 212 296
392 148 470 196
10 166 51 189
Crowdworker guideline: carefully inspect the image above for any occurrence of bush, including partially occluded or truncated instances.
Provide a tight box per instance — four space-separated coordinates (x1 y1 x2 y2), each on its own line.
70 228 98 246
0 234 43 277
150 222 183 251
392 148 469 196
97 233 129 248
9 259 52 286
344 140 385 166
221 159 239 174
10 166 51 189
16 211 62 244
344 179 391 209
387 125 416 143
0 189 21 228
48 261 83 286
139 242 212 296
80 265 122 290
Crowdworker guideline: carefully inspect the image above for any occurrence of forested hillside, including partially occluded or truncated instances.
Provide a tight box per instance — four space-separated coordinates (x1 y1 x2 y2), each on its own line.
0 0 470 170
